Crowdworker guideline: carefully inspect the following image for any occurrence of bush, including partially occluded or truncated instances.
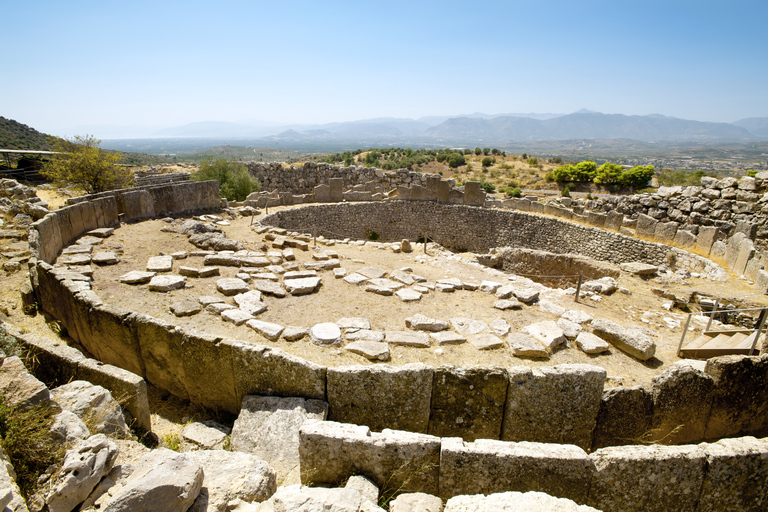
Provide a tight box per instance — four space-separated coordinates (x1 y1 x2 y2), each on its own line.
474 147 482 156
44 135 133 193
594 162 624 185
619 165 655 188
194 157 261 201
482 148 490 156
481 157 493 167
480 181 496 193
506 187 522 197
527 157 538 167
561 184 573 197
447 153 466 168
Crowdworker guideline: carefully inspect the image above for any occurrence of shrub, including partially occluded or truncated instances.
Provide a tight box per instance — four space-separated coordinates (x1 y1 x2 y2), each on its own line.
194 157 261 201
527 157 538 167
44 135 133 193
506 187 522 197
447 153 466 168
482 148 491 156
480 181 496 193
474 147 482 156
619 165 655 188
481 157 493 167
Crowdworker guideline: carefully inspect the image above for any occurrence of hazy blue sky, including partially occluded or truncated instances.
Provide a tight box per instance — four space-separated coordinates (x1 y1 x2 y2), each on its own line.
3 0 767 136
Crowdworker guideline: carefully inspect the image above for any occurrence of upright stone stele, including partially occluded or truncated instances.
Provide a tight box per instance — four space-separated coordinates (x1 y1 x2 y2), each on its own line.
463 181 485 207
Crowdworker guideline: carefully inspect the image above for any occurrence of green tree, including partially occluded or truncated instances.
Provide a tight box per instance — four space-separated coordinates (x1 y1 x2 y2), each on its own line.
594 162 624 185
474 147 482 156
44 135 133 193
193 157 260 201
447 153 466 168
481 156 493 167
482 147 491 156
573 161 596 181
619 165 655 188
481 180 496 193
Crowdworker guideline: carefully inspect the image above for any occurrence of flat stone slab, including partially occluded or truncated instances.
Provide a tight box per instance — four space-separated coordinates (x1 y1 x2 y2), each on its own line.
221 309 254 326
468 333 505 350
233 290 267 316
251 279 287 297
396 288 422 302
119 271 155 284
562 310 594 324
310 323 343 345
386 331 431 347
303 258 340 271
524 321 565 351
284 270 318 279
206 303 236 314
539 299 566 316
148 274 186 292
406 314 449 332
146 255 173 272
217 278 251 296
367 278 405 290
480 281 503 293
181 422 228 450
591 318 656 360
282 326 308 341
87 227 115 238
178 266 200 277
514 288 540 304
490 319 511 336
76 236 103 246
198 295 224 306
345 329 385 342
507 333 549 358
438 278 463 289
59 253 92 265
576 331 611 354
494 299 523 310
345 341 390 361
284 277 321 295
389 270 416 285
557 318 582 339
343 273 369 285
620 261 659 276
333 267 347 278
436 283 456 292
430 331 467 345
246 319 285 341
495 285 516 299
450 318 490 336
337 317 372 330
92 251 118 265
199 266 220 277
365 284 394 295
357 266 387 279
171 300 202 317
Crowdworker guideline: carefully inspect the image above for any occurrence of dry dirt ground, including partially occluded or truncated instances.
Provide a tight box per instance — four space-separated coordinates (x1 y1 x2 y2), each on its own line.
2 201 767 443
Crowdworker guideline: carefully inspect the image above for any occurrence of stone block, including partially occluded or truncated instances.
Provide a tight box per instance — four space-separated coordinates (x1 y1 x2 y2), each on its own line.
12 331 84 387
33 215 63 263
428 365 508 441
733 237 755 276
704 355 768 439
710 240 727 261
463 182 485 207
180 330 239 412
604 210 623 231
313 184 330 203
502 364 606 450
588 444 707 512
82 305 144 378
586 211 606 228
635 213 658 238
724 232 747 271
327 363 432 433
673 229 696 249
591 318 656 361
231 395 328 481
227 340 326 402
695 226 719 256
135 314 189 400
439 437 594 502
743 257 764 282
299 420 440 496
0 356 58 411
654 221 678 244
697 436 768 512
76 358 151 432
649 360 714 444
121 189 155 221
437 180 450 203
329 178 344 202
591 385 653 450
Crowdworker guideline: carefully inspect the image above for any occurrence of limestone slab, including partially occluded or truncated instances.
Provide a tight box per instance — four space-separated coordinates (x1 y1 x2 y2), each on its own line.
148 274 186 292
575 331 609 354
591 318 656 361
221 309 254 326
386 331 431 347
118 271 155 284
468 333 504 350
345 340 390 361
216 277 250 296
406 314 449 332
430 331 467 345
246 319 285 341
507 333 549 358
146 255 173 272
310 322 342 345
284 277 322 295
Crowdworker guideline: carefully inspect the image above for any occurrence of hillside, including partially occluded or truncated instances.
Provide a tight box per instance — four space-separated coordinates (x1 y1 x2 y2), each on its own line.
0 117 53 150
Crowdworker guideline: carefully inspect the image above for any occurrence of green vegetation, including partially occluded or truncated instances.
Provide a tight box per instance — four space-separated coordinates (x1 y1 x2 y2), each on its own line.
0 117 53 151
480 181 496 193
657 169 713 187
481 157 494 167
162 432 182 451
0 397 64 500
193 157 261 201
44 135 134 193
551 160 655 189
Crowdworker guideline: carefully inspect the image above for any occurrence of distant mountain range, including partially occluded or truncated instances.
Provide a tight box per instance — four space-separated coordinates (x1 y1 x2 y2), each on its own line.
134 111 767 145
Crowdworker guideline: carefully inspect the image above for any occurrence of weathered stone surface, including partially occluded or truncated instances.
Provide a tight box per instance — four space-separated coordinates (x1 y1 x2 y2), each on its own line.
337 317 372 331
440 438 594 503
406 314 449 332
445 491 600 512
310 322 343 345
282 326 309 341
181 422 228 450
206 302 236 314
386 331 431 347
103 449 204 512
429 365 508 440
619 261 658 277
327 364 433 433
591 386 653 450
649 360 714 444
118 270 156 284
489 319 511 336
557 318 582 339
344 272 369 285
246 319 285 341
260 484 385 512
479 281 502 293
216 277 250 296
233 290 267 316
0 355 58 411
538 299 566 316
46 434 119 512
345 340 390 361
389 269 416 285
284 276 322 295
170 299 202 317
574 331 609 354
449 318 489 336
704 355 768 439
503 364 606 450
523 321 565 352
494 299 523 310
507 333 549 358
513 287 540 304
92 251 119 265
186 450 276 512
231 395 327 482
430 331 467 345
51 380 128 436
696 436 768 512
587 444 707 512
251 279 287 297
396 288 422 302
389 492 443 512
344 475 379 505
221 308 254 326
591 318 656 360
467 333 504 350
146 255 173 272
299 420 440 496
561 309 593 324
50 410 91 444
345 329 385 342
148 274 186 292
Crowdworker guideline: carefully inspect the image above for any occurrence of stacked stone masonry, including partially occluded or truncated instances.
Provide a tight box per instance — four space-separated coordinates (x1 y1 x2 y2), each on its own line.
24 179 768 511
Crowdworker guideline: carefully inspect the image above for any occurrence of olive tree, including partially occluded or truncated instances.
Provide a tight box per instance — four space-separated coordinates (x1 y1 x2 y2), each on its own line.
193 157 261 201
44 135 133 193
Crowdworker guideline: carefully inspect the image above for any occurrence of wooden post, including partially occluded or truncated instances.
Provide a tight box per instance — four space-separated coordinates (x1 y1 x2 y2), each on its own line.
313 227 317 247
574 273 583 303
424 233 428 254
